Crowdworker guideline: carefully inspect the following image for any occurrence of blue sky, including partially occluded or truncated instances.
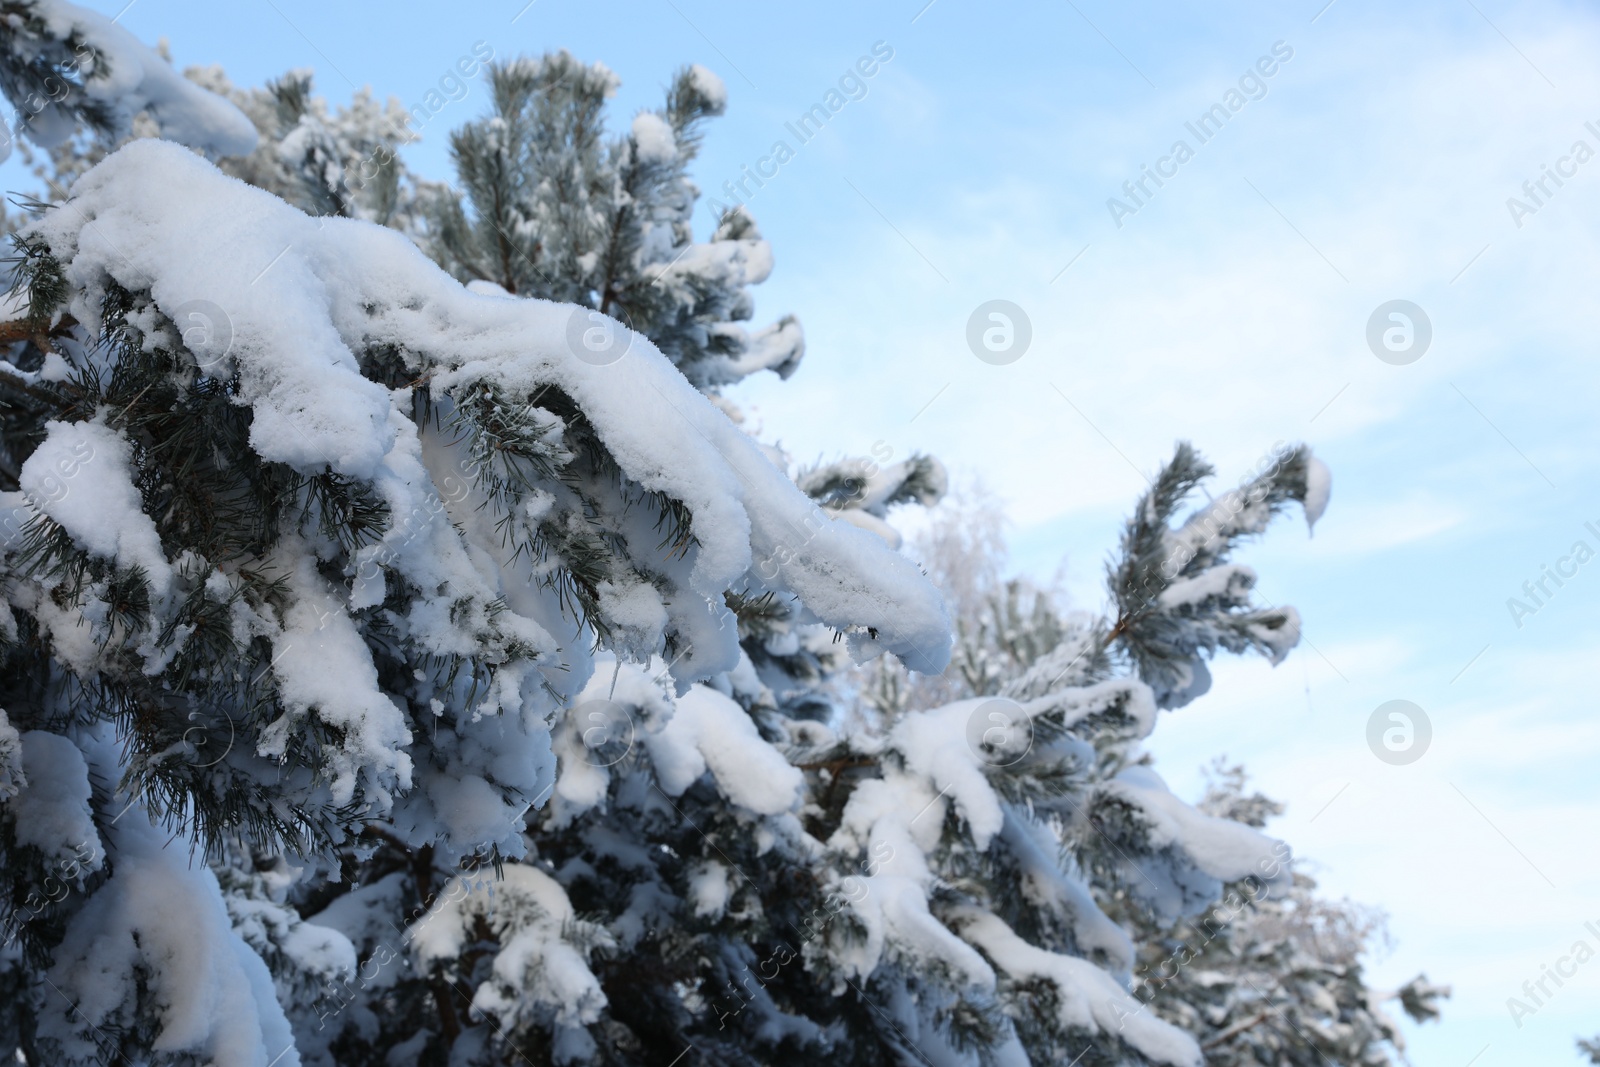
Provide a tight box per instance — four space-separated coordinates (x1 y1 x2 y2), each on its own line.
27 0 1600 1061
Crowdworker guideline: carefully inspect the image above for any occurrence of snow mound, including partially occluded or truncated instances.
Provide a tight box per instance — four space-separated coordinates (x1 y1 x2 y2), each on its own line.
645 684 802 815
954 909 1202 1067
409 865 612 1031
41 782 298 1067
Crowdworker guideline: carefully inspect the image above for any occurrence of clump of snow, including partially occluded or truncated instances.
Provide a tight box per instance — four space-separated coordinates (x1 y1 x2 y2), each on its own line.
1023 677 1159 740
409 866 612 1030
1244 603 1301 664
645 684 802 815
1303 454 1332 531
19 419 173 597
688 861 731 918
546 657 675 826
41 764 299 1066
953 908 1202 1067
303 871 410 994
1157 562 1255 610
686 63 727 112
889 699 1006 848
9 730 104 872
630 111 676 164
1111 764 1291 890
841 872 996 990
255 545 412 809
411 770 517 846
1005 813 1137 975
222 870 357 1012
718 314 804 382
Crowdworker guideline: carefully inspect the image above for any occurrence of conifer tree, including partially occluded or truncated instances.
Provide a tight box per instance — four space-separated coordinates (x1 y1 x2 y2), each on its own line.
0 0 255 163
311 437 1347 1066
0 13 1445 1067
0 17 946 1065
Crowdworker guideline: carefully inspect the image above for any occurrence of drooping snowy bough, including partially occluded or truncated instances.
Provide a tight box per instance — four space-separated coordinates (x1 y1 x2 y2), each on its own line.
0 0 257 162
0 138 948 1064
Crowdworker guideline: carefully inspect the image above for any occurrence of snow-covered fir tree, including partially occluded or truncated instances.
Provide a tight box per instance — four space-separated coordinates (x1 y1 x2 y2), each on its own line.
0 8 1444 1066
267 50 842 1067
0 10 944 1064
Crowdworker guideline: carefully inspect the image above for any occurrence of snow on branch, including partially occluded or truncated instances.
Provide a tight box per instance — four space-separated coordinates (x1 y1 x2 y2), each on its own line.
2 138 948 863
1108 441 1330 707
0 0 257 160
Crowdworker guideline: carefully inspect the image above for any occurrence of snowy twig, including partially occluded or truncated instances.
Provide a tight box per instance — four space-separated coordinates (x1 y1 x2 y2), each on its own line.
1199 1009 1272 1050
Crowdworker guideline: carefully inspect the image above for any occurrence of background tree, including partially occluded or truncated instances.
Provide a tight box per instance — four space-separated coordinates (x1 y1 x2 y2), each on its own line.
16 61 422 230
1136 761 1447 1066
849 461 1445 1066
185 66 420 226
